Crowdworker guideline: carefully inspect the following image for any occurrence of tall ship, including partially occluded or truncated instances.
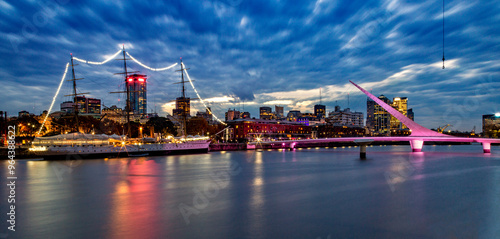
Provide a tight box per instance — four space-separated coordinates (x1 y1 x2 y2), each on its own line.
30 48 210 160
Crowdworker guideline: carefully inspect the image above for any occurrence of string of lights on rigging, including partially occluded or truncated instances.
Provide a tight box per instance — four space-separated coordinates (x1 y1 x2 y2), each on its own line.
73 49 122 65
38 49 227 134
37 63 69 136
126 52 177 71
181 62 227 126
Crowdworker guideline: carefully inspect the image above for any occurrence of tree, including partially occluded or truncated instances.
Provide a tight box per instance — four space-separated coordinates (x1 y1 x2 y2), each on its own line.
187 117 208 136
78 116 100 134
97 118 124 135
15 115 41 136
146 117 176 136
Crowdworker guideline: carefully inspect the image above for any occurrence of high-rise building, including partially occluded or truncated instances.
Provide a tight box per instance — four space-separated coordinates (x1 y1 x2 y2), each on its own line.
483 114 500 138
225 109 240 121
126 74 147 116
260 106 273 120
367 95 411 135
366 99 375 131
173 97 190 118
373 95 391 135
87 98 101 114
275 106 284 119
314 104 326 119
407 108 414 121
75 96 87 114
390 97 408 129
61 96 101 115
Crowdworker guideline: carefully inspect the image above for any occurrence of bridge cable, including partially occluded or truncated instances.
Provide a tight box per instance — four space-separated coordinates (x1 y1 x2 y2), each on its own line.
442 0 445 69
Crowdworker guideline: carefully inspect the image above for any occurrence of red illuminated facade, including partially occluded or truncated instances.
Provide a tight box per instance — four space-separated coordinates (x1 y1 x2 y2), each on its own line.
227 119 312 141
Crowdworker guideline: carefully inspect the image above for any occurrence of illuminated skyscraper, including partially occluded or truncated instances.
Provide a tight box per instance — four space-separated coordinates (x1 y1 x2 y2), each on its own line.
126 74 147 116
173 97 190 118
366 99 375 131
390 97 408 129
374 95 391 135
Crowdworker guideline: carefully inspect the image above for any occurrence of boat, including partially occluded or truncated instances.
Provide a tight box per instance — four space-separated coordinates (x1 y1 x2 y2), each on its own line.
29 132 210 160
30 48 211 160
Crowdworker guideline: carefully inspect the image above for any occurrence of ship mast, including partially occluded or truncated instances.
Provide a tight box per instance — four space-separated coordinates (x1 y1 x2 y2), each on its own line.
176 58 190 136
65 53 89 133
110 45 138 138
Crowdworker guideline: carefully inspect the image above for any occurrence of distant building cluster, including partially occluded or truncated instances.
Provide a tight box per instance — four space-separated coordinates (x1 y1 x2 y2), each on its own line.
328 106 363 127
223 102 366 141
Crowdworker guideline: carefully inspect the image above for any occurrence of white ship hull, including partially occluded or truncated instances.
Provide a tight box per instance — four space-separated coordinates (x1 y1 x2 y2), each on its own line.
32 140 210 160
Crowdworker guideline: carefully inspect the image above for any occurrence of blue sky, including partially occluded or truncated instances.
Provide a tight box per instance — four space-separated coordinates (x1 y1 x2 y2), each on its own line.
0 0 499 131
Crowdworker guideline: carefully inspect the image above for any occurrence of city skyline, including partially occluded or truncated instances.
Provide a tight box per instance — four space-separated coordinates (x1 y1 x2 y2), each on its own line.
1 0 499 131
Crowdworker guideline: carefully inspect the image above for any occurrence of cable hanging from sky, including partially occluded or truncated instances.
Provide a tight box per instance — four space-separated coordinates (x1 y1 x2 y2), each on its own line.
126 52 178 71
73 49 122 65
181 62 227 126
37 63 69 135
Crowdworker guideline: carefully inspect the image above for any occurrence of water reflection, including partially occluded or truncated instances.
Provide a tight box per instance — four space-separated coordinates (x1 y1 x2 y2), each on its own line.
248 150 264 237
108 159 165 239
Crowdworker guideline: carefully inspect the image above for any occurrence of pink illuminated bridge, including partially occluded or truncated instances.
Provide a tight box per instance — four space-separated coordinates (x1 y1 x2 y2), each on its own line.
248 80 500 154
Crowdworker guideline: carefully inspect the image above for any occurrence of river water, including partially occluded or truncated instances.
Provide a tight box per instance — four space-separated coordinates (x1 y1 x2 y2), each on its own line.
1 145 500 239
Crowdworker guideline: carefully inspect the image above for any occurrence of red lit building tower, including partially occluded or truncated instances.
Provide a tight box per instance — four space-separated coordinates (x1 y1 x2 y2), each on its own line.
126 74 147 116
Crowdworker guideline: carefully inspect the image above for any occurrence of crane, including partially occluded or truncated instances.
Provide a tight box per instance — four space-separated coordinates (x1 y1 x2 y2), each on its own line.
437 124 452 133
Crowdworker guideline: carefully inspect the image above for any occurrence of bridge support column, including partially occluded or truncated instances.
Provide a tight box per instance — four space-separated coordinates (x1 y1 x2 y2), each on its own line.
289 142 296 150
482 142 491 153
410 140 424 152
354 139 374 160
360 145 367 159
